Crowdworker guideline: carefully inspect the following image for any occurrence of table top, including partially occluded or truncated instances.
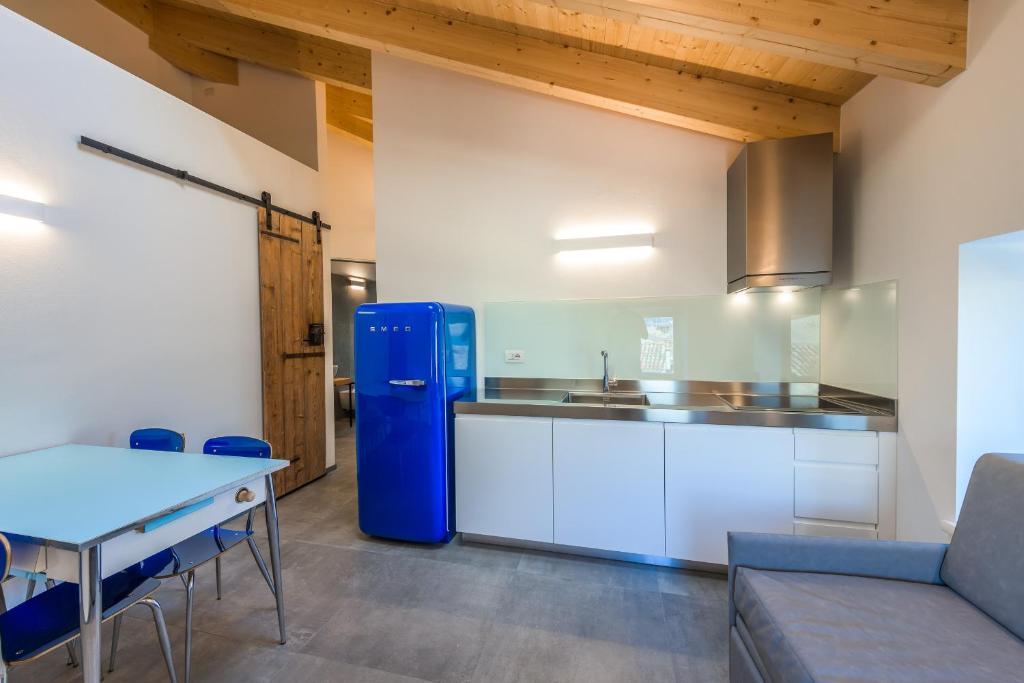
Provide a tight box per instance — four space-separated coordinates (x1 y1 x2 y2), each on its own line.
0 444 287 551
334 377 354 386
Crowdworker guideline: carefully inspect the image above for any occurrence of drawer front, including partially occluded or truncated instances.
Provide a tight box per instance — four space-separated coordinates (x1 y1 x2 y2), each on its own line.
795 429 878 465
795 462 878 524
44 480 267 582
794 520 878 540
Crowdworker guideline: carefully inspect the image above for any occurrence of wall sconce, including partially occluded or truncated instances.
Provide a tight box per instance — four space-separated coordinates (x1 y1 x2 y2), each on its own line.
348 277 367 289
554 233 654 252
0 194 46 224
554 232 655 264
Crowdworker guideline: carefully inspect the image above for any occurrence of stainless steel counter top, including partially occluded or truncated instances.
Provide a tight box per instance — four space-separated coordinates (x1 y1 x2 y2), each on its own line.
454 378 897 432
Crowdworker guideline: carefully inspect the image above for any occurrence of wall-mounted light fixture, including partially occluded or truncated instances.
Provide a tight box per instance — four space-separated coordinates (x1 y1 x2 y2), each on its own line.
553 225 655 265
348 276 367 289
0 194 46 224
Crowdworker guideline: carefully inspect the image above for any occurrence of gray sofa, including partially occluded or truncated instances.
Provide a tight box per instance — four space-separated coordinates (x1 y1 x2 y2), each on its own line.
728 452 1024 683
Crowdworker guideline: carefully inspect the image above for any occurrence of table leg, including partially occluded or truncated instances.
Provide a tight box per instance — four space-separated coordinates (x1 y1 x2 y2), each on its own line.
78 545 102 683
264 474 286 644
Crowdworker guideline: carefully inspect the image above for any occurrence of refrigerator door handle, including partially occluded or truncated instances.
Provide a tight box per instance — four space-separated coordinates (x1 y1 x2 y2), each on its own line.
388 379 427 387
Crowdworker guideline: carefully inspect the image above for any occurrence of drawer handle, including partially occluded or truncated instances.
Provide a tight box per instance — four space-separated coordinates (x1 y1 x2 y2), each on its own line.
235 487 256 504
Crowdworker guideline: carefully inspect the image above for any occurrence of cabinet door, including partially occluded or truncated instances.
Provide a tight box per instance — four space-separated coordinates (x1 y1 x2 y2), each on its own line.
553 419 664 556
666 425 794 565
454 415 553 542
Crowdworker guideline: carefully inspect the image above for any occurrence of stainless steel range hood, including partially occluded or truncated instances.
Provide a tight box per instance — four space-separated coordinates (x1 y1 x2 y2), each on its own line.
727 133 834 293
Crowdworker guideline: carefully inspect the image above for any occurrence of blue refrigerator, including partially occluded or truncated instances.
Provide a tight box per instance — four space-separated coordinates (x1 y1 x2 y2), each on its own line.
354 302 476 543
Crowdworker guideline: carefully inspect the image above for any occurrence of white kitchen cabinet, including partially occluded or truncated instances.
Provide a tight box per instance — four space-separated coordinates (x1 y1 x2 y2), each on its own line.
552 419 665 556
794 428 878 465
795 462 878 524
665 425 794 565
454 415 553 543
794 429 881 528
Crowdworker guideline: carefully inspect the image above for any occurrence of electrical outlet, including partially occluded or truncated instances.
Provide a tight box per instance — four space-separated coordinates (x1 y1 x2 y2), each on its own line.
505 349 525 363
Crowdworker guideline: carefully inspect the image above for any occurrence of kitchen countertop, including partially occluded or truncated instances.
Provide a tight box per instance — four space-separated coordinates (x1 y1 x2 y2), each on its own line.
454 378 897 432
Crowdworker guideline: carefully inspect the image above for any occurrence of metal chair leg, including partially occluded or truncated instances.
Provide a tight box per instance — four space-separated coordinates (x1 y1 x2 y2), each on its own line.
138 598 178 683
184 570 195 683
24 578 36 600
246 536 276 596
45 579 80 668
108 613 124 672
215 557 222 600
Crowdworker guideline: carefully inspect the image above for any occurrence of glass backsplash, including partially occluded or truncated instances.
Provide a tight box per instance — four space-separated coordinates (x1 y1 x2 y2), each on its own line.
484 282 898 392
820 280 898 398
484 289 823 383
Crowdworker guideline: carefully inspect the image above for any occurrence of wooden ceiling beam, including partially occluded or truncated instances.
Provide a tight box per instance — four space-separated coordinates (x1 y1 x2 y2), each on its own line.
173 0 839 143
96 0 240 84
548 0 968 85
327 110 374 143
327 84 373 121
155 1 372 92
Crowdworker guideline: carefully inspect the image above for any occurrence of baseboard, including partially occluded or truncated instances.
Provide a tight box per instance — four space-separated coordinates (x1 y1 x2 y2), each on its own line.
460 533 726 574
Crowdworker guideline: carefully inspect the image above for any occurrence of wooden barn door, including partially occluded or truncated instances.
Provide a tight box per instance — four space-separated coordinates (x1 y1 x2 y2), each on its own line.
258 208 326 496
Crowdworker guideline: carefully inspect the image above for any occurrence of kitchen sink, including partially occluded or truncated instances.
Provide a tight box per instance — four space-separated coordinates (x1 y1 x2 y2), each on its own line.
563 392 651 406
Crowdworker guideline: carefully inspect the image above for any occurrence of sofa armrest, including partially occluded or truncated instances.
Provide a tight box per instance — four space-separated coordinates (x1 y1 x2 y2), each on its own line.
727 532 948 625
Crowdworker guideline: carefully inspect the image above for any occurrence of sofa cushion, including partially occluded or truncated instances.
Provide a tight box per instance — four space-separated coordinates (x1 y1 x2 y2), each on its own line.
734 567 1024 683
941 453 1024 641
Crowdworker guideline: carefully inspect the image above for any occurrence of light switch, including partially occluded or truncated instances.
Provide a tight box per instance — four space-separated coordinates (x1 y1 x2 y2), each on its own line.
505 349 525 363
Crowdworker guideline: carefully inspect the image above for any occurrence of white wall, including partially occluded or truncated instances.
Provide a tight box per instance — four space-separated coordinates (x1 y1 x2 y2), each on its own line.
323 126 375 261
956 231 1024 513
373 53 741 309
0 8 334 473
837 0 1024 540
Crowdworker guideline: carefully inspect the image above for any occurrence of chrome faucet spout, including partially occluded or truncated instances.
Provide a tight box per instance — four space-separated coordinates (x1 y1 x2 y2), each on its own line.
601 350 610 393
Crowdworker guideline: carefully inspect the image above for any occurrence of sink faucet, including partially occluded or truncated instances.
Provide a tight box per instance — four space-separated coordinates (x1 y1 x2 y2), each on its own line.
601 350 610 392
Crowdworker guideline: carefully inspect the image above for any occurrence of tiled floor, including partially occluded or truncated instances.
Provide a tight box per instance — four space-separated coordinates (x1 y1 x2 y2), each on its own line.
15 425 729 682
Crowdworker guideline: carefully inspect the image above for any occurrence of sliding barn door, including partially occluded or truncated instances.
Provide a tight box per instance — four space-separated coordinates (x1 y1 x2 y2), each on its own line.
258 208 326 496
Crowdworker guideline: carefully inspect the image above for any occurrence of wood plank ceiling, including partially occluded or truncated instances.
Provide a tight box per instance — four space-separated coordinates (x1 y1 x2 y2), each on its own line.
95 0 969 146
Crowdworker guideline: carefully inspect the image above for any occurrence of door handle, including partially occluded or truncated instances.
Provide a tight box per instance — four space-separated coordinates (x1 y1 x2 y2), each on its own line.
306 322 325 345
389 379 426 386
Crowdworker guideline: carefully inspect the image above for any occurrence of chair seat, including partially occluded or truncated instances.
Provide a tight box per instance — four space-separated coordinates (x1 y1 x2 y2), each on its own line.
151 526 253 579
0 571 161 664
734 568 1024 683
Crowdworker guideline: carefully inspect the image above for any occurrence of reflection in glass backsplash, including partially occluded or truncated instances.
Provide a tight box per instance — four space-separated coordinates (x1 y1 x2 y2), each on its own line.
484 289 823 383
820 280 898 398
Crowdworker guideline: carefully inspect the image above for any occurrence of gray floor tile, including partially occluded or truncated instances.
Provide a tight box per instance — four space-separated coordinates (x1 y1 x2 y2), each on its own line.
656 567 729 604
516 550 662 594
301 596 493 683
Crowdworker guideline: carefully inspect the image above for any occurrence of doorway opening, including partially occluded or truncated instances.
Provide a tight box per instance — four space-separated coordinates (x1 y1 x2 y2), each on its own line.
331 259 376 439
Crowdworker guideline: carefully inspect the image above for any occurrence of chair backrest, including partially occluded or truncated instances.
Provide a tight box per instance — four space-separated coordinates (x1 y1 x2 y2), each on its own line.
0 533 9 584
940 452 1024 641
130 428 185 452
203 436 271 459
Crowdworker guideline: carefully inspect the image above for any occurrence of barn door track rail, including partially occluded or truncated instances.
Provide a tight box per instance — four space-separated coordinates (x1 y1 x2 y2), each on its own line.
79 136 331 237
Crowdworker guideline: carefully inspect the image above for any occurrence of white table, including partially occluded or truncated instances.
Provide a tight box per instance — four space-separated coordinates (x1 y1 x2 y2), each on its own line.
0 444 289 683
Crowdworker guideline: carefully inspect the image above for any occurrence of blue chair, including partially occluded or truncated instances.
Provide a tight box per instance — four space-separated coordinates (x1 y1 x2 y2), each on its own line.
0 536 177 682
130 428 185 453
112 435 277 683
